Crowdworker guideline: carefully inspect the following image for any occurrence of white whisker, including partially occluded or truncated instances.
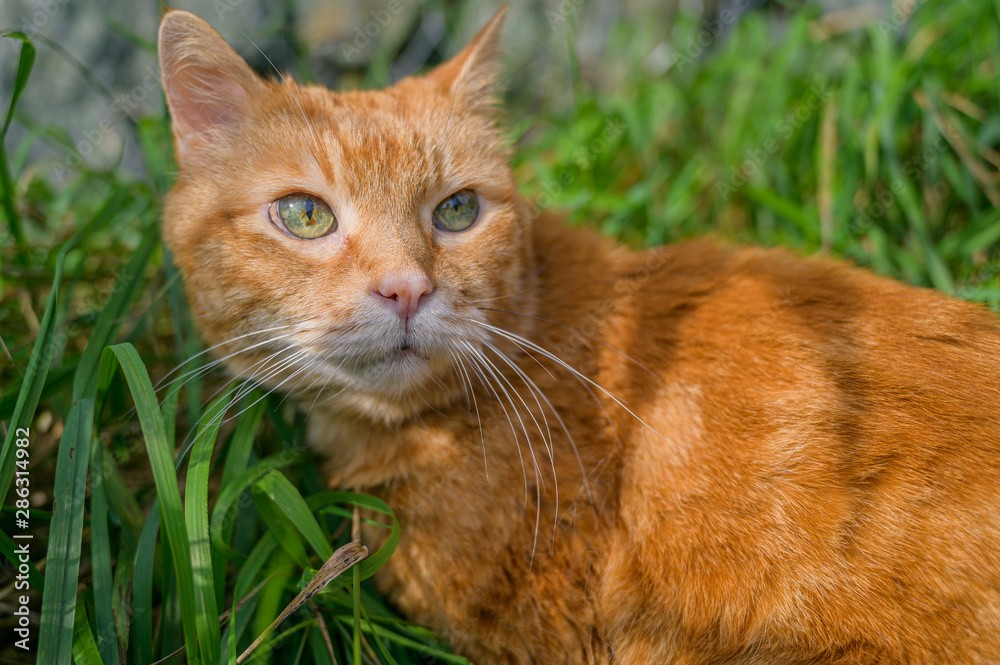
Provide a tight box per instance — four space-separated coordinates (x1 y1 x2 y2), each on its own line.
481 340 599 520
465 342 543 562
481 341 563 548
154 321 308 390
477 306 659 379
466 284 539 304
451 349 488 480
218 348 319 429
304 353 349 417
462 342 530 505
157 329 300 397
471 320 663 438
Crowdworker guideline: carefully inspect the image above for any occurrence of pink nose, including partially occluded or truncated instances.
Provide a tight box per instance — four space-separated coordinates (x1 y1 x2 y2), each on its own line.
374 273 433 321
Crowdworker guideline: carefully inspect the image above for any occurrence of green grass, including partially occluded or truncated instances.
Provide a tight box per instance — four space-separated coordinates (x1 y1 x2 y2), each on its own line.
514 1 1000 300
2 1 999 663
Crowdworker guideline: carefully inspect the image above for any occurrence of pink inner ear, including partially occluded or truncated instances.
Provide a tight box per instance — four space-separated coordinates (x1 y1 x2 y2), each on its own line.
166 64 252 140
158 10 265 160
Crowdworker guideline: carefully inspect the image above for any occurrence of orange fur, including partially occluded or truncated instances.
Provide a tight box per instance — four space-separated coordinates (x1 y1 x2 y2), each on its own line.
159 9 1000 664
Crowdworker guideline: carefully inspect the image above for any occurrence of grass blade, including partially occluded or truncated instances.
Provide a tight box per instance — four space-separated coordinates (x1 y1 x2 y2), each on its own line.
252 479 311 568
185 389 237 665
99 343 201 663
132 505 159 665
0 365 75 422
71 605 104 665
210 454 303 561
221 393 265 487
216 393 265 600
352 565 361 665
2 33 36 139
37 398 94 665
745 187 812 229
0 32 35 252
112 541 135 665
89 434 120 665
255 471 334 560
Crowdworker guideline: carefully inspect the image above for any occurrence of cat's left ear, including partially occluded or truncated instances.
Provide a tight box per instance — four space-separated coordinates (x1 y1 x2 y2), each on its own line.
158 9 267 164
425 6 507 113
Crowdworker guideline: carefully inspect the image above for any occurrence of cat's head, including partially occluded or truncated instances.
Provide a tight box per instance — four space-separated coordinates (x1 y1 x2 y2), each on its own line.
159 8 535 424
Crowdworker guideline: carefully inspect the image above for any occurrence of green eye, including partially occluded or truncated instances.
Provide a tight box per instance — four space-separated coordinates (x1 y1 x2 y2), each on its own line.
272 193 337 239
433 189 479 232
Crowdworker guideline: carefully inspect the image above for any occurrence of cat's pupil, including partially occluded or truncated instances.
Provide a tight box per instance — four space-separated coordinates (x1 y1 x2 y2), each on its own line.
304 199 314 223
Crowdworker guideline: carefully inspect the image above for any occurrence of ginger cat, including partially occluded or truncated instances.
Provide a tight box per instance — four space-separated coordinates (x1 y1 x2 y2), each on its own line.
158 8 1000 664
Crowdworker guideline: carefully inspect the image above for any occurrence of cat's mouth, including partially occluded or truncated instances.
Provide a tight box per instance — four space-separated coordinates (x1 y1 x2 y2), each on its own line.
388 341 432 364
385 346 428 363
379 334 429 359
339 337 435 383
288 329 454 399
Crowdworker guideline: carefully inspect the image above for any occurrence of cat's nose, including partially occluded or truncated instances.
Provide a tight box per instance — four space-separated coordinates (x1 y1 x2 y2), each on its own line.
374 273 433 321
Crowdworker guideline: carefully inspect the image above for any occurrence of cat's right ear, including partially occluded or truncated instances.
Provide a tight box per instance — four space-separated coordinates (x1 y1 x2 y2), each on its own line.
425 7 507 115
158 10 264 164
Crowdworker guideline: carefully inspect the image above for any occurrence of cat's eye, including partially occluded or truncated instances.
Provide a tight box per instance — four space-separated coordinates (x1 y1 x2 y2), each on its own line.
271 193 337 239
433 189 479 232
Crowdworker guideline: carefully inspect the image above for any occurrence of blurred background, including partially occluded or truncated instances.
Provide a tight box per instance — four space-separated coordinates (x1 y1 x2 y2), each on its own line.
1 0 900 177
1 1 999 663
0 0 890 165
2 0 718 177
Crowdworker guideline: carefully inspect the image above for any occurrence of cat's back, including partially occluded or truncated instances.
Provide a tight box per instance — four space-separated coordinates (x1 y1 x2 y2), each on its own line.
580 233 1000 663
624 236 1000 446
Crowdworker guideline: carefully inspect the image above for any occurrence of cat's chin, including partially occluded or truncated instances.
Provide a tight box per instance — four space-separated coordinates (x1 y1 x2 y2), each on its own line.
344 348 437 391
324 390 445 427
304 349 463 424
